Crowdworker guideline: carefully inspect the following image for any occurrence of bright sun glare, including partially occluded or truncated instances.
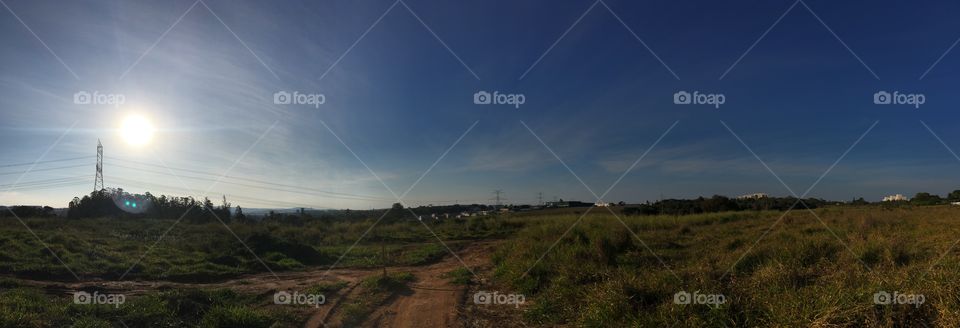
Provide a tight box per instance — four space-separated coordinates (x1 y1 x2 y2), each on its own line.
119 114 155 147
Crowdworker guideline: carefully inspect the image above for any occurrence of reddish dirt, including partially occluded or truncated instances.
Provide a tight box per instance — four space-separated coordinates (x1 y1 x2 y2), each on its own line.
315 241 497 328
352 241 494 328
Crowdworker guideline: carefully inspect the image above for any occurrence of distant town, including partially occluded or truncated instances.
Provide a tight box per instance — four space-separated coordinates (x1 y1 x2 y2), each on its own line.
5 188 960 221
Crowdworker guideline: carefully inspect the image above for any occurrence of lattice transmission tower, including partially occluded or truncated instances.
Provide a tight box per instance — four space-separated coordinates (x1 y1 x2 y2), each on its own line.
94 139 104 191
493 189 504 208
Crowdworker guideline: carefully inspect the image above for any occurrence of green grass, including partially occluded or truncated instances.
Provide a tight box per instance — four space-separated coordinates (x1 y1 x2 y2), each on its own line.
0 213 522 326
306 280 349 295
443 267 474 285
490 206 960 327
10 207 960 326
0 287 304 328
0 215 523 280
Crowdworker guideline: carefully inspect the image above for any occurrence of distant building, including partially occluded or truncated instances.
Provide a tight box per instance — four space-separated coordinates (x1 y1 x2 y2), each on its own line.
952 202 960 206
737 193 768 200
882 194 908 202
594 202 612 207
545 200 592 208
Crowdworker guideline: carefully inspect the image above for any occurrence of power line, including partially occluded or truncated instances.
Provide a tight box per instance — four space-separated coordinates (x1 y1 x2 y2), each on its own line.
4 180 89 192
105 156 464 204
0 156 94 168
108 176 335 209
0 176 89 190
0 163 90 176
0 176 87 188
108 163 389 202
105 156 394 202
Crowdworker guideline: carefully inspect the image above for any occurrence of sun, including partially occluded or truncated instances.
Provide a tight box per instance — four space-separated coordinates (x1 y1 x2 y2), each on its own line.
119 114 156 147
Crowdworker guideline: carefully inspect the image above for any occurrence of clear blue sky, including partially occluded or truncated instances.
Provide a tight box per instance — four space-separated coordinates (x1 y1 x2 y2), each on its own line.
2 0 960 208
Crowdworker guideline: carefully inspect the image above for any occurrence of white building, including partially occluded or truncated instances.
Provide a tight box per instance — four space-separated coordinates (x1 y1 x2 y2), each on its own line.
882 194 908 202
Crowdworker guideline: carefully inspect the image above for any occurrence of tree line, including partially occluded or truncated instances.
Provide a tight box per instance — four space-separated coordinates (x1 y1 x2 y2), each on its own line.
622 195 830 216
40 188 960 221
67 189 234 223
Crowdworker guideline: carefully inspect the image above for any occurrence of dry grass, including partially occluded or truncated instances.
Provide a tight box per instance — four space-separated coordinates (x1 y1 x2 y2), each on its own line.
491 206 960 327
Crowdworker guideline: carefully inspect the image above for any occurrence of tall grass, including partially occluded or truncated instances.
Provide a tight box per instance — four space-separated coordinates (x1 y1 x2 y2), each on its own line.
0 287 304 327
0 215 524 280
491 206 960 327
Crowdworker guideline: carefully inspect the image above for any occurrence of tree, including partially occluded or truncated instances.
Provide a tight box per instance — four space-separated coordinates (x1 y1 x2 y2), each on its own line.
385 202 408 222
948 190 960 202
235 205 246 222
851 197 869 205
911 192 942 206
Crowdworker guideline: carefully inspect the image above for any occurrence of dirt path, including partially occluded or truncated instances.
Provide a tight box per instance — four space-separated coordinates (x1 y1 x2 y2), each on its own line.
11 240 500 328
314 240 497 328
354 241 494 328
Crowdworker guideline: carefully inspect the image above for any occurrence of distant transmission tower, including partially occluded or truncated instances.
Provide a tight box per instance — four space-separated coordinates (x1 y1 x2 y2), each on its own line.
537 192 543 206
493 189 503 208
94 139 104 191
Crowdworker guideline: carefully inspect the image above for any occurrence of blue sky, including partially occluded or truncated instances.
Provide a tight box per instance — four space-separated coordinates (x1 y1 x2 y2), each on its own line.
2 0 960 208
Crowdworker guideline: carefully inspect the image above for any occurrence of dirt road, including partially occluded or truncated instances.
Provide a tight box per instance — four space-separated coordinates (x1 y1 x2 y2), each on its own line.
314 241 496 327
350 241 494 328
12 240 499 328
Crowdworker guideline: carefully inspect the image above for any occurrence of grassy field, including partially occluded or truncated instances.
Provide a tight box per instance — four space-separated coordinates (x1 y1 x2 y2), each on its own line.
491 206 960 327
0 215 523 281
0 282 307 328
0 214 520 327
2 206 960 326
